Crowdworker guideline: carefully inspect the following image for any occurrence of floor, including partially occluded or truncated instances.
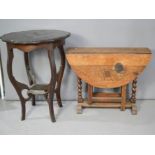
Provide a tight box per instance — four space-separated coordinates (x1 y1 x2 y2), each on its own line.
0 99 155 135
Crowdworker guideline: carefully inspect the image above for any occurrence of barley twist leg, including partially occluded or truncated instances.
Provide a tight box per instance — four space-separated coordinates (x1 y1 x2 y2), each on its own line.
77 77 83 114
130 78 138 115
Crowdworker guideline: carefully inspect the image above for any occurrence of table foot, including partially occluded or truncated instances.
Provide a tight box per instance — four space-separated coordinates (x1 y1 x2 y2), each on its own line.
131 104 137 115
21 101 26 120
56 91 63 107
47 98 56 122
32 95 36 106
77 104 83 114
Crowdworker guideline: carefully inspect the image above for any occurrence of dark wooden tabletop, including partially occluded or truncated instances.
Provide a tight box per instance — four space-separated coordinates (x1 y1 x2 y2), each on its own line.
0 30 70 44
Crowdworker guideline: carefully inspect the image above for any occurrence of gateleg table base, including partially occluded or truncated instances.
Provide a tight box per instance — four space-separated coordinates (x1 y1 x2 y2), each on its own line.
77 77 138 115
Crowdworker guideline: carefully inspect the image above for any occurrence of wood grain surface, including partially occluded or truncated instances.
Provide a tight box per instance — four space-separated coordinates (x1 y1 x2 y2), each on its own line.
66 48 152 88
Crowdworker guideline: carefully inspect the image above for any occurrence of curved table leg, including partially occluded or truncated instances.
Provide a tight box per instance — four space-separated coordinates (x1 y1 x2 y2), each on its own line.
24 53 36 106
55 45 65 107
7 45 31 120
47 46 57 122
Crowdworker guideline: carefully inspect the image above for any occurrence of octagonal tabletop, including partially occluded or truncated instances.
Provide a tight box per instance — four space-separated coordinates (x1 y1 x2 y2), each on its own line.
0 30 70 44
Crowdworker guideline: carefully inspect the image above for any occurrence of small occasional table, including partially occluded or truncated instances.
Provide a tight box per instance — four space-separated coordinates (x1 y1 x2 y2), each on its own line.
66 48 152 115
1 30 70 122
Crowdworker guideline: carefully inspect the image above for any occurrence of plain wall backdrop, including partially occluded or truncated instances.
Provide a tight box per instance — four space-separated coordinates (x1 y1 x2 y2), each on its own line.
0 19 154 100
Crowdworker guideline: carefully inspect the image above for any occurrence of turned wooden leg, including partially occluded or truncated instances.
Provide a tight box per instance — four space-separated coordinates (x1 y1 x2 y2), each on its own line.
130 78 137 103
24 53 36 106
130 79 138 115
77 77 83 103
121 85 127 111
77 77 83 114
47 46 56 122
88 84 93 104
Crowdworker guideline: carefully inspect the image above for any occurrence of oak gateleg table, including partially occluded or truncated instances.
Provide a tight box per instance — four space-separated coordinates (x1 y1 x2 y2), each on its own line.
66 48 152 115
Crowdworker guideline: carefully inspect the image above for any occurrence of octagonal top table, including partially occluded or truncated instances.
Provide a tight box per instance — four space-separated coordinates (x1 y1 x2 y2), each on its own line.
1 30 70 122
1 29 70 44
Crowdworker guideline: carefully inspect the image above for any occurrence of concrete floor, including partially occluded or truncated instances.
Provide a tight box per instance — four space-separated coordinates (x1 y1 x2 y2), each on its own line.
0 99 155 134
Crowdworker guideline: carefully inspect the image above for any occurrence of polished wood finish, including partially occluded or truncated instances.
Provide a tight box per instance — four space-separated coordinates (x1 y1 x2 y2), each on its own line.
66 48 152 115
1 30 70 122
1 30 70 44
67 48 151 88
67 48 151 54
